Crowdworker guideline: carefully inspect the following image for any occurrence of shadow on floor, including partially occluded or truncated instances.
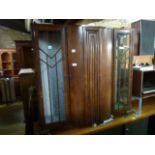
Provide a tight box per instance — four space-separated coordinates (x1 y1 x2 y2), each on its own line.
0 102 25 135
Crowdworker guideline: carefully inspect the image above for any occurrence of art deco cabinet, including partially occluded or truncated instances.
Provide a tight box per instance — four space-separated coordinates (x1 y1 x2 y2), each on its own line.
32 24 133 131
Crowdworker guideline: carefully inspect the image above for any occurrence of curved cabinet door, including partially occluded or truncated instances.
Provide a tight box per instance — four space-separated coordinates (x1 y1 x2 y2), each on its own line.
83 27 113 125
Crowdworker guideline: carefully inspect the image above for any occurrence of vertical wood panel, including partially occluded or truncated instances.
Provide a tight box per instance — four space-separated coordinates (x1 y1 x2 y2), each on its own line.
67 25 85 125
83 27 101 125
131 21 140 55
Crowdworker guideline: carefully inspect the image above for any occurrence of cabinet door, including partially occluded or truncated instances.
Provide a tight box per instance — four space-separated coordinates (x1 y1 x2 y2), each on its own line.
32 24 69 128
83 27 113 125
113 29 133 114
67 26 113 126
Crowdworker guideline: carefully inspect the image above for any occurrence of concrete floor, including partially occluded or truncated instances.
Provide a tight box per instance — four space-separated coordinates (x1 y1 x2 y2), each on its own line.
0 102 25 135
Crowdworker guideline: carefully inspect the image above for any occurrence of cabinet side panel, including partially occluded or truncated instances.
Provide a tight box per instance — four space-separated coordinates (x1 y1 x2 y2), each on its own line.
132 70 143 97
131 21 140 55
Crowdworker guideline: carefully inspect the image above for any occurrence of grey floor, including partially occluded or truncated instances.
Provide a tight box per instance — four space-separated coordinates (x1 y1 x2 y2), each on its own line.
0 102 25 135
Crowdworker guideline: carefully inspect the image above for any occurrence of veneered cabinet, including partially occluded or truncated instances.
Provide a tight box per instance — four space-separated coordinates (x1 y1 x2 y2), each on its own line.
32 24 133 130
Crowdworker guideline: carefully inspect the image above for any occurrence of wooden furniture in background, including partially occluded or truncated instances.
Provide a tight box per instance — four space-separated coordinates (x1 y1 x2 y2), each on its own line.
0 48 17 76
0 77 16 103
15 40 34 70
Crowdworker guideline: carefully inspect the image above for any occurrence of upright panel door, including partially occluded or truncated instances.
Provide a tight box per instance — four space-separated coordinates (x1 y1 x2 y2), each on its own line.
83 27 113 125
32 24 69 128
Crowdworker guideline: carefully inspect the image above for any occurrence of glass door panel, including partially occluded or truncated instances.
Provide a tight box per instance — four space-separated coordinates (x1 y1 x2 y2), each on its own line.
114 31 131 111
38 31 65 124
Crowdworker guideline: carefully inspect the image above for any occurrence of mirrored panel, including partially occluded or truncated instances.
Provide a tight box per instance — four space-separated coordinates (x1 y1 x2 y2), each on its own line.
38 31 65 124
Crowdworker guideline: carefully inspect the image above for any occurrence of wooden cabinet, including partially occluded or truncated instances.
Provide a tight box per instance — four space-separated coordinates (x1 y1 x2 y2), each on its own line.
132 20 155 55
0 48 17 76
32 24 114 128
15 40 34 70
32 24 133 130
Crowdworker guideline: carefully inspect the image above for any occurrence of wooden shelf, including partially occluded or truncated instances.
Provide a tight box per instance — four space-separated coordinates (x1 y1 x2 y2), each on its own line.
0 48 17 76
